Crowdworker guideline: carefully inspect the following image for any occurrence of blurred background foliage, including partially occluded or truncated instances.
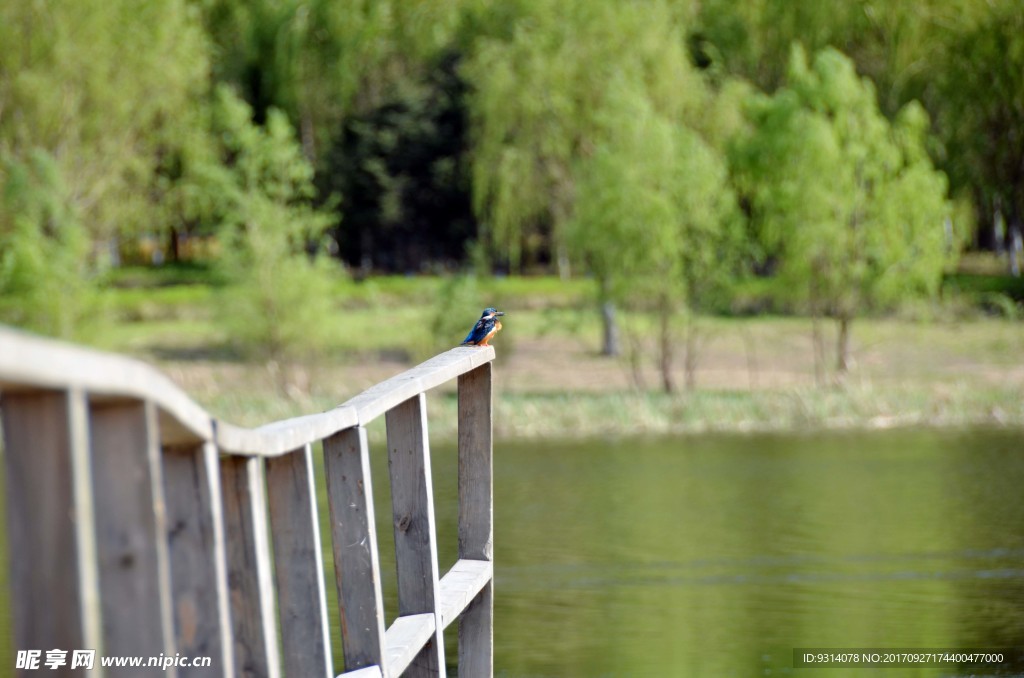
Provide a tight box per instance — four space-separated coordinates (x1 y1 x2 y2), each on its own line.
0 0 1022 394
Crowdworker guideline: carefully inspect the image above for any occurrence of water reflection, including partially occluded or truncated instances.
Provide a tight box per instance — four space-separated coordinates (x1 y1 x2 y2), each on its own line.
472 428 1024 677
2 427 1023 677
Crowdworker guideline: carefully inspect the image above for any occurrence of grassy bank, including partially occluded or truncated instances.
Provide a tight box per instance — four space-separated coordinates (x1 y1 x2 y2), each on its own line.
73 264 1024 440
169 374 1024 444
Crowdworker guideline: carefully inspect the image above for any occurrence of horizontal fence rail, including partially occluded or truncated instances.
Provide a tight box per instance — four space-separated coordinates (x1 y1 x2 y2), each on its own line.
0 326 495 677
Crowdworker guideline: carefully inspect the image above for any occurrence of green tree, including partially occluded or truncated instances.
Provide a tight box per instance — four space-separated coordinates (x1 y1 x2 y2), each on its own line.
319 53 475 273
691 0 989 114
0 0 209 251
0 151 99 338
197 0 470 163
203 87 341 367
693 0 864 92
568 85 741 392
733 46 951 379
937 1 1024 265
466 0 702 276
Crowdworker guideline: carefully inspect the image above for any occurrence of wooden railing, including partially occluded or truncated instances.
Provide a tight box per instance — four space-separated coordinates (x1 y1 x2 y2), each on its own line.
0 326 495 677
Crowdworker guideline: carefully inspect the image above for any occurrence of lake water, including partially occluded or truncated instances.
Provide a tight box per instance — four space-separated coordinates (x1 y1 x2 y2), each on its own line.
420 428 1024 677
3 427 1024 677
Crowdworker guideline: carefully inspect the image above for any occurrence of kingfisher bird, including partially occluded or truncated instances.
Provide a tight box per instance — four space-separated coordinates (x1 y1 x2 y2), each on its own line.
461 307 505 346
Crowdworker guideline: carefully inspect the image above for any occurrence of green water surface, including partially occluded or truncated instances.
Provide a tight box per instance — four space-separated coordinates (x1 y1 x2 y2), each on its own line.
3 427 1023 677
464 428 1024 677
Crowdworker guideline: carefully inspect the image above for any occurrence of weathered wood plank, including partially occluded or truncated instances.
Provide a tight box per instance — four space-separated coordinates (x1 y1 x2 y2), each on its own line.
457 363 494 676
220 456 281 678
458 583 493 678
0 327 211 444
164 442 234 677
266 445 333 678
386 394 445 677
0 328 492 456
0 330 499 678
1 389 101 677
344 346 495 426
438 560 493 630
323 427 388 675
338 667 383 678
217 407 358 458
383 614 436 677
458 364 493 561
90 399 177 675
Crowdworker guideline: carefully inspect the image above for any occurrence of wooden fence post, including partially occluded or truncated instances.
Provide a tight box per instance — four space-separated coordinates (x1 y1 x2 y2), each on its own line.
266 444 333 678
0 332 497 678
220 456 281 678
89 399 177 675
163 442 234 677
324 426 389 676
386 394 445 678
458 364 494 677
1 389 102 677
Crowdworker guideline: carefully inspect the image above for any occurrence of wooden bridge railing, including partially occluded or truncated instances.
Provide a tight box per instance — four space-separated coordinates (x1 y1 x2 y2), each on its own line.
0 326 494 677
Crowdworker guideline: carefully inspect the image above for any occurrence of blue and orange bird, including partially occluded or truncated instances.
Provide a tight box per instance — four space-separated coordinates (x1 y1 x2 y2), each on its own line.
461 307 505 346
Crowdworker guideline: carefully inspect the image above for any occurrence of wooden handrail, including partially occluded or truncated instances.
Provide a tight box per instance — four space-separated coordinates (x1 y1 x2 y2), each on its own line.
0 325 495 678
217 345 494 456
0 326 493 454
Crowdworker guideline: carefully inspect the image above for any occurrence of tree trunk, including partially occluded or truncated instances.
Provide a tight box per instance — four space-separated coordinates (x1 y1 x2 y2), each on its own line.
167 226 180 263
810 270 825 386
684 320 698 392
300 109 317 166
811 312 825 387
836 315 851 376
598 277 620 357
626 336 646 391
658 301 675 394
601 301 620 357
1009 218 1022 278
555 243 571 281
994 206 1006 254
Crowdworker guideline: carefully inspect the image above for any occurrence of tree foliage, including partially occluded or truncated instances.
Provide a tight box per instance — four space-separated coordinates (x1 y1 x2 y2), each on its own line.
0 151 99 338
466 0 703 273
733 46 951 375
204 88 341 364
0 0 208 247
320 53 474 273
2 0 1020 363
196 0 469 162
937 1 1024 248
568 84 740 391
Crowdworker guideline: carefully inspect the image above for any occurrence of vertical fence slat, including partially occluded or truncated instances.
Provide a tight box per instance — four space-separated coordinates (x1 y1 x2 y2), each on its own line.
164 442 234 677
1 341 497 678
220 456 281 678
323 426 388 676
266 444 333 678
90 399 176 675
1 389 101 677
457 364 494 676
386 394 445 678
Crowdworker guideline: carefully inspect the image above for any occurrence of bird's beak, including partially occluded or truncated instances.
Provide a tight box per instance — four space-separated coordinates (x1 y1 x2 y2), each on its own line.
495 311 505 316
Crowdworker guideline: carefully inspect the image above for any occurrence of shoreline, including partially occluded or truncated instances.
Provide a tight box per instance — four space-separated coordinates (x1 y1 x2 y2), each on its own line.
190 382 1023 445
112 311 1023 445
461 385 1024 442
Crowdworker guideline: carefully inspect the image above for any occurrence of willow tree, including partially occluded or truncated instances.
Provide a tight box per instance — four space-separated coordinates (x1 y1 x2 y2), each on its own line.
198 0 471 163
734 46 951 379
937 1 1024 264
465 0 701 277
567 86 740 392
0 0 208 250
0 152 98 339
199 87 340 370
